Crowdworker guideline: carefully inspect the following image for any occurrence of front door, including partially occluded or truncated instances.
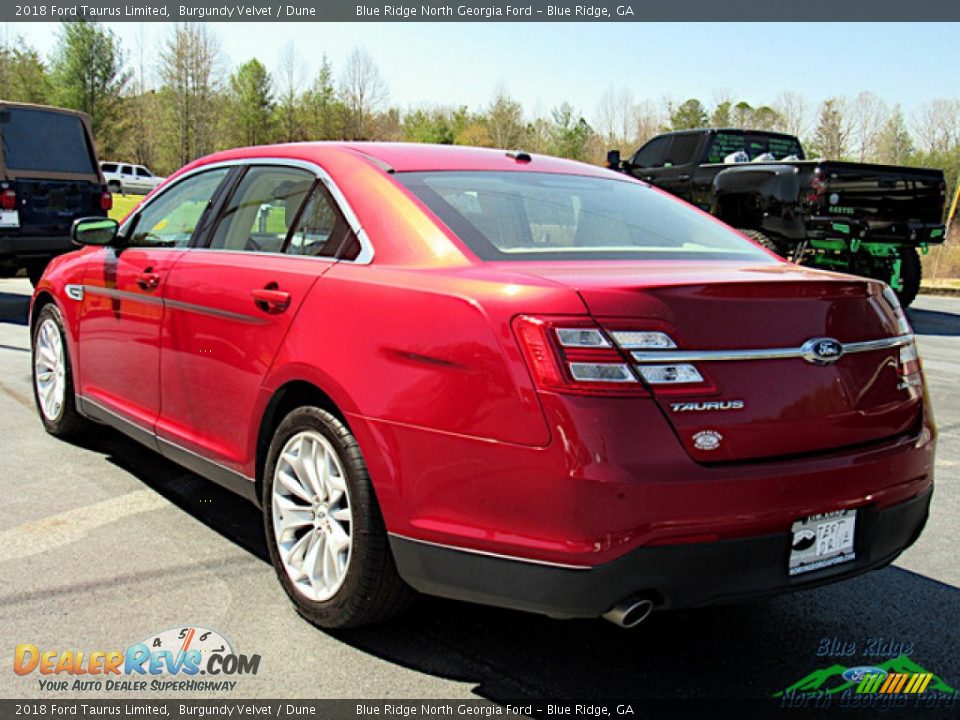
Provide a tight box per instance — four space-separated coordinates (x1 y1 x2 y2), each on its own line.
76 167 231 433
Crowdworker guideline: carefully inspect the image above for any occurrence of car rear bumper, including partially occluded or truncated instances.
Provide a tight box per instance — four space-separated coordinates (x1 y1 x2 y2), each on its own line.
389 487 931 619
806 217 946 246
0 233 74 262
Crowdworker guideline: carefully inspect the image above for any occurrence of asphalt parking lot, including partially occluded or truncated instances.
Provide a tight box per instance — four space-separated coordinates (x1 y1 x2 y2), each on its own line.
1 276 958 703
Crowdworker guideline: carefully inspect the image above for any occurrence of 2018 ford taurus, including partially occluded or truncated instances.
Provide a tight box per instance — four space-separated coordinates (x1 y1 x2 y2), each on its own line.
30 143 935 629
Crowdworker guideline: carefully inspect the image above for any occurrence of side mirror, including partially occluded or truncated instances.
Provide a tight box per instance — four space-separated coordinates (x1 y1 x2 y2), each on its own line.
606 149 622 170
72 217 119 247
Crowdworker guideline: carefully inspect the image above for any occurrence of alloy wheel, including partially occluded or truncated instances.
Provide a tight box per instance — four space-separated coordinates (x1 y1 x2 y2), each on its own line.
271 430 353 601
34 318 66 421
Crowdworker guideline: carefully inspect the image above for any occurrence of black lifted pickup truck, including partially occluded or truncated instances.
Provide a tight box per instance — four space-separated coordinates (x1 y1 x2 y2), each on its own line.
0 102 111 286
610 128 947 305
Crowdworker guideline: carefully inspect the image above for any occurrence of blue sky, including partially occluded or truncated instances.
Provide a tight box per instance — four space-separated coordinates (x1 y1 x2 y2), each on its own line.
9 22 959 125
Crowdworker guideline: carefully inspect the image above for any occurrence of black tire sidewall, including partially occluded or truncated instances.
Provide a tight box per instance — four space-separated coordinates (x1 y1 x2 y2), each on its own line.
261 406 384 628
897 247 922 307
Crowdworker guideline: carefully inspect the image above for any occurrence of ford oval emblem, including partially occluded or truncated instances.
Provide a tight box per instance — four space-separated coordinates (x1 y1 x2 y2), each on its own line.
801 337 844 365
842 666 888 683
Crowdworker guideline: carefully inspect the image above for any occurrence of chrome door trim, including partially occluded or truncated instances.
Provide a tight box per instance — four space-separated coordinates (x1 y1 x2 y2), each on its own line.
119 156 375 265
629 334 913 364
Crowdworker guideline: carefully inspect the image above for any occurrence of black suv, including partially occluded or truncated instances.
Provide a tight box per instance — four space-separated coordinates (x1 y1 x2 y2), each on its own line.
0 102 111 285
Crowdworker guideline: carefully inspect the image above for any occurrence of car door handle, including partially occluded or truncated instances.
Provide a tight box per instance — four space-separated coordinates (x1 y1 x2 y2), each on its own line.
252 287 291 314
136 271 160 291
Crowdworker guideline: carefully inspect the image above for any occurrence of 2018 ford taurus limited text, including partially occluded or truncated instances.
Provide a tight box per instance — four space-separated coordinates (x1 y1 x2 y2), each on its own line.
30 143 935 629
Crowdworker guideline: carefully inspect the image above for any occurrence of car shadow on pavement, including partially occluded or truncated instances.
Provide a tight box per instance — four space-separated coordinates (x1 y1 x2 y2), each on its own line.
0 291 29 325
908 307 960 337
67 426 960 706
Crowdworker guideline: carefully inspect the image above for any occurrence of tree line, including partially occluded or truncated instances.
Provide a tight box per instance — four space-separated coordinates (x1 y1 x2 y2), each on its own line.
1 21 958 210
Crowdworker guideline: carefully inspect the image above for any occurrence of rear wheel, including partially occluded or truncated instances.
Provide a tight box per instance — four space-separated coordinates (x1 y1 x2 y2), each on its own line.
896 247 922 307
32 303 89 438
738 228 786 258
107 180 122 194
262 406 414 629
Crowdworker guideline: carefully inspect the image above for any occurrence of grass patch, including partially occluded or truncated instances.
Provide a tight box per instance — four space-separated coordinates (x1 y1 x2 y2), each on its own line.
108 194 144 222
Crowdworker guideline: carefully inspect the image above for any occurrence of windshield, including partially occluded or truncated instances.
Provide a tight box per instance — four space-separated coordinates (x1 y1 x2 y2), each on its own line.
706 132 805 163
0 107 98 175
396 171 775 262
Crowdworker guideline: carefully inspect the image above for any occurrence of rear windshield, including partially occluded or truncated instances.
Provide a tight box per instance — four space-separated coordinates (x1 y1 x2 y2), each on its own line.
396 171 774 262
0 108 97 175
706 132 805 163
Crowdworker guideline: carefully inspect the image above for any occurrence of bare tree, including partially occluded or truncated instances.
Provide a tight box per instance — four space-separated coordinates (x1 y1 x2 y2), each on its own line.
849 91 889 162
630 99 663 149
159 23 225 166
595 86 634 149
277 41 304 142
339 46 388 139
773 91 810 139
912 98 960 155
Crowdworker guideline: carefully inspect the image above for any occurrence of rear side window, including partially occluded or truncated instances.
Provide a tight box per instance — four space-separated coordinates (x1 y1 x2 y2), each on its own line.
286 184 354 258
0 108 97 175
397 171 774 262
706 132 805 162
101 163 117 173
663 134 701 166
208 166 313 253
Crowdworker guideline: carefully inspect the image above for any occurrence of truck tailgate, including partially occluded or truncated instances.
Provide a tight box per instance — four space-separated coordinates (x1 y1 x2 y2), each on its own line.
818 161 945 225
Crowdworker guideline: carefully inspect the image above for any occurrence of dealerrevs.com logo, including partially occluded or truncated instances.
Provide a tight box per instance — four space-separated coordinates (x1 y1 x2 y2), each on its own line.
13 626 260 693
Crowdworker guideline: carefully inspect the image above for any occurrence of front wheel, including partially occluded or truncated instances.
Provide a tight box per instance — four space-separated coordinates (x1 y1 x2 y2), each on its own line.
738 228 787 258
262 406 414 629
896 247 922 308
31 303 90 438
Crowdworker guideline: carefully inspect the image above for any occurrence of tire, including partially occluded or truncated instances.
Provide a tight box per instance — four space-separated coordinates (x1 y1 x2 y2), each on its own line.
738 228 786 258
108 180 122 194
31 303 89 438
896 247 922 308
26 263 47 287
262 406 414 629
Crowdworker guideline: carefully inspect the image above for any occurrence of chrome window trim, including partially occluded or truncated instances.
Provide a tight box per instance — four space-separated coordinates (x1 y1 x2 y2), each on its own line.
388 533 591 570
629 334 913 364
119 157 374 265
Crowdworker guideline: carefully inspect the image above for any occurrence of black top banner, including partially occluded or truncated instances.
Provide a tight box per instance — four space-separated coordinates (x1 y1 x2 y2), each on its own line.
1 0 958 22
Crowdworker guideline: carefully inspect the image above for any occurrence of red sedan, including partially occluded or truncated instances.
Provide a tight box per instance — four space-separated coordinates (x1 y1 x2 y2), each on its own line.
30 143 934 629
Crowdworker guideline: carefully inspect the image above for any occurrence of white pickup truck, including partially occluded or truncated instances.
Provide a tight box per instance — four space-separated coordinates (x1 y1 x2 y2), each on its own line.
99 161 165 195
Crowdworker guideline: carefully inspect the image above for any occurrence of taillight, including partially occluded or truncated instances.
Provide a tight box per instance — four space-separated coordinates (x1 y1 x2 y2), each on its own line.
513 316 711 396
513 316 645 396
100 191 113 211
1 189 16 210
807 169 827 204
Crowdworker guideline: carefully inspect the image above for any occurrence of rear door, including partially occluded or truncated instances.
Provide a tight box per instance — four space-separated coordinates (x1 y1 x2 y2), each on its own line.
77 167 232 433
156 164 354 471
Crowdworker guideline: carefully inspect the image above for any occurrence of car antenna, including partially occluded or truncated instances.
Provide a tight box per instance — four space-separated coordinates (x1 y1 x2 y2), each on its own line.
506 151 532 163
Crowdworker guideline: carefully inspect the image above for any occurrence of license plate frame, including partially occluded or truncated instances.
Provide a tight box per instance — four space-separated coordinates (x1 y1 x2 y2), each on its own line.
788 509 856 576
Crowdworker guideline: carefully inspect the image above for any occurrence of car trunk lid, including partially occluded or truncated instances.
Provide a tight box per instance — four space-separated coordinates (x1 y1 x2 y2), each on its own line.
515 261 922 462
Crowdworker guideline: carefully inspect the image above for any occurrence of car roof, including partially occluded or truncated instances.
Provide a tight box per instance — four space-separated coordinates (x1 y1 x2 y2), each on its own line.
187 142 619 179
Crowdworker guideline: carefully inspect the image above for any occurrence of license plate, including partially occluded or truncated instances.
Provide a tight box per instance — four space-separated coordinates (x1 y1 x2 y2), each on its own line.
788 509 856 576
0 210 19 228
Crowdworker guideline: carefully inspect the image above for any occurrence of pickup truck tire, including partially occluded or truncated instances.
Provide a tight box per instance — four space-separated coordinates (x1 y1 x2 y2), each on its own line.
738 229 784 257
897 247 922 307
26 263 46 287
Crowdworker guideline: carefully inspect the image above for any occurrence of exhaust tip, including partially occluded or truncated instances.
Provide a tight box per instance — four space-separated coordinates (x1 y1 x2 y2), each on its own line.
602 596 655 628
